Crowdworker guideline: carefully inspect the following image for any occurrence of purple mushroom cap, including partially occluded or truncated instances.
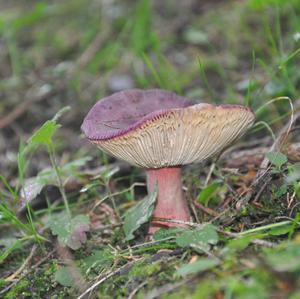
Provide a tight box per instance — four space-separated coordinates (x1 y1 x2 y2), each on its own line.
81 89 192 141
81 89 255 168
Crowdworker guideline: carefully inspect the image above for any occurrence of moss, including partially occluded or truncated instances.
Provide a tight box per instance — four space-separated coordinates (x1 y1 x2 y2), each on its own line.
128 260 161 278
3 261 75 299
4 279 30 299
0 279 7 289
97 275 128 299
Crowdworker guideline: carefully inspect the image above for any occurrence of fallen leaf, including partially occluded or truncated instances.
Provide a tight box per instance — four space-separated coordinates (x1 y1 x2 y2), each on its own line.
123 185 157 241
55 267 74 287
46 213 90 250
176 223 219 251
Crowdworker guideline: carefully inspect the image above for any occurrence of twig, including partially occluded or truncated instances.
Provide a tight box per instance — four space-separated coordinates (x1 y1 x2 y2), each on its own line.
77 260 141 299
129 237 175 250
236 109 300 210
204 162 215 187
252 179 270 203
5 245 37 282
127 281 147 299
78 249 183 299
189 196 200 223
289 202 300 218
250 239 276 247
0 249 55 295
92 222 123 231
219 229 275 248
144 279 190 299
91 182 145 211
192 200 219 217
151 217 202 228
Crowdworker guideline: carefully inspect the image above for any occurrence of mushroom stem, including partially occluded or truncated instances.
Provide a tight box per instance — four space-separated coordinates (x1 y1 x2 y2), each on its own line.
146 167 190 234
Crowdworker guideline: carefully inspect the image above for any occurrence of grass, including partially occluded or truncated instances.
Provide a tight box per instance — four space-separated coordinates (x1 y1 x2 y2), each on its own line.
1 0 300 298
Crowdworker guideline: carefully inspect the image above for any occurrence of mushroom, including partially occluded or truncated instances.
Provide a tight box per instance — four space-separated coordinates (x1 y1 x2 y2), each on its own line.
81 89 255 233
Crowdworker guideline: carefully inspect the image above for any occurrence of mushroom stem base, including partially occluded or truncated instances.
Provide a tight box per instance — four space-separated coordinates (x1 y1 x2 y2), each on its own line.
146 167 190 234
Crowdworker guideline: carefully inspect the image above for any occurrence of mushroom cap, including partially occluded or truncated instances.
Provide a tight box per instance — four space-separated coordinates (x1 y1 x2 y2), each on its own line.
81 89 255 168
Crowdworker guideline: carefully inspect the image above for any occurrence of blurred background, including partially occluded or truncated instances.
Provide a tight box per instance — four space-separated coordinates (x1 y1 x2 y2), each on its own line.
1 0 299 179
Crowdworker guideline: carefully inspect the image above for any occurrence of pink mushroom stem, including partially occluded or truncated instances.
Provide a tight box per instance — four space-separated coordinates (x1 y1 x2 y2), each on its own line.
146 166 191 233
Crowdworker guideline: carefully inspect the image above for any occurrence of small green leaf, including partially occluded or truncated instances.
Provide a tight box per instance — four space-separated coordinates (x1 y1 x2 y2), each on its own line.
11 2 48 30
0 238 23 264
20 157 92 203
83 249 114 272
52 106 71 122
123 185 157 241
197 182 221 205
264 243 300 272
176 258 219 277
272 184 288 199
30 120 60 146
176 224 219 250
227 235 261 251
26 106 70 147
55 267 74 287
153 227 185 241
287 162 300 183
266 151 287 169
248 0 289 9
47 213 90 250
268 222 293 236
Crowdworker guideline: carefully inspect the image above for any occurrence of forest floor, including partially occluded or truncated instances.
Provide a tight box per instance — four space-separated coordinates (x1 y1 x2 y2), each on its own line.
1 0 300 298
